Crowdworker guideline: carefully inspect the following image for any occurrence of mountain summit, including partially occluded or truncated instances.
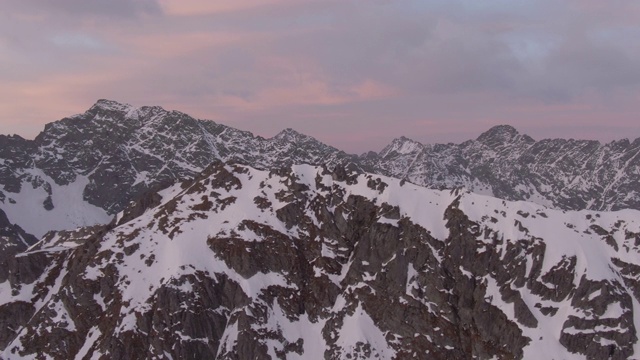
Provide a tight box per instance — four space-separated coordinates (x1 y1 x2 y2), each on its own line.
476 124 535 146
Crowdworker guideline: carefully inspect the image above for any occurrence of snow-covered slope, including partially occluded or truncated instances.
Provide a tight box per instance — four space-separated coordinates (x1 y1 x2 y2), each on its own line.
1 162 639 359
3 100 640 243
363 125 640 212
0 100 353 239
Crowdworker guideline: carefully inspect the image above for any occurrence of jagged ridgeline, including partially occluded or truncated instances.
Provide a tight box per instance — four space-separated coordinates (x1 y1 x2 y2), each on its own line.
2 99 640 242
2 100 640 359
2 162 639 359
0 99 355 241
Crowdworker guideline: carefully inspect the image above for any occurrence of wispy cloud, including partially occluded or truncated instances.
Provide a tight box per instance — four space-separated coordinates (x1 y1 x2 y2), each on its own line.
51 33 105 50
1 0 640 152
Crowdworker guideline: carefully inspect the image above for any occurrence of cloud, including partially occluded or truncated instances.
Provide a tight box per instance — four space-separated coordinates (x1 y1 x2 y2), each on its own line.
2 0 640 152
51 33 105 50
5 0 162 19
158 0 296 16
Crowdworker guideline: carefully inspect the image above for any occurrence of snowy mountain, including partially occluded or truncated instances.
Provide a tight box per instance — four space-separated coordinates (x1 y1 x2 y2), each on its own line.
0 99 354 239
1 162 639 359
2 100 640 244
363 125 640 212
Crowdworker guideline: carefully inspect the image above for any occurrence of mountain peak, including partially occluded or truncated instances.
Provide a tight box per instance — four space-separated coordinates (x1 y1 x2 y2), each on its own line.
86 100 175 123
89 99 133 113
476 125 533 145
275 127 301 136
379 136 424 157
273 128 311 142
478 124 519 139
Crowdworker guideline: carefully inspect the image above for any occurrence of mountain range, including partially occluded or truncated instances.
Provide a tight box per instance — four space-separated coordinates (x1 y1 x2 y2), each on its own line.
2 100 640 358
2 162 639 359
2 99 640 242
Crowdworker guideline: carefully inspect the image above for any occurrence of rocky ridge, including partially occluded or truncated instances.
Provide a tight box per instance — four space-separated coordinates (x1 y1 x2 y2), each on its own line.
363 125 640 212
0 99 354 239
1 162 639 359
3 100 640 243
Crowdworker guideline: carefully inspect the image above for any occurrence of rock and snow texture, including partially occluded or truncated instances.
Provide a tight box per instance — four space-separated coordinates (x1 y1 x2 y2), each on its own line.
362 125 640 212
3 100 640 242
1 162 640 359
0 99 352 240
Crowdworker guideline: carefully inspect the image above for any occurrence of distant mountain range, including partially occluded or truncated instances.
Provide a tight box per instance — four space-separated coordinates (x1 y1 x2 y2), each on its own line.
1 99 640 241
2 100 640 359
366 124 640 212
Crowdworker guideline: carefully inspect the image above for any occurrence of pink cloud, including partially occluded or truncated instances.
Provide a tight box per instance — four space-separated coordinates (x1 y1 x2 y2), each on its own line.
211 79 397 113
2 0 640 153
351 80 398 100
118 31 270 59
158 0 304 16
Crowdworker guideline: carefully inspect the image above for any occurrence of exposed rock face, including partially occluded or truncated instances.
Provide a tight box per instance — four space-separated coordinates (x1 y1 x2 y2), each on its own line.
362 124 640 212
1 163 639 359
2 100 640 240
0 208 39 286
3 100 640 358
0 99 354 239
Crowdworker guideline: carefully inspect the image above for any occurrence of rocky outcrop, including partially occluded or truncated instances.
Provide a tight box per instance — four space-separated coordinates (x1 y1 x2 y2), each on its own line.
1 163 640 359
362 125 640 212
0 208 40 284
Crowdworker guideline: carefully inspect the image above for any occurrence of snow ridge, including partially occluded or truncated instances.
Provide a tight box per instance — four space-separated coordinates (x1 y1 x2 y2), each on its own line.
1 163 640 359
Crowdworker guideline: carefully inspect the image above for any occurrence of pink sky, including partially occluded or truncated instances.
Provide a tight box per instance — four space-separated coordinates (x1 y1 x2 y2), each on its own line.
1 0 640 153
